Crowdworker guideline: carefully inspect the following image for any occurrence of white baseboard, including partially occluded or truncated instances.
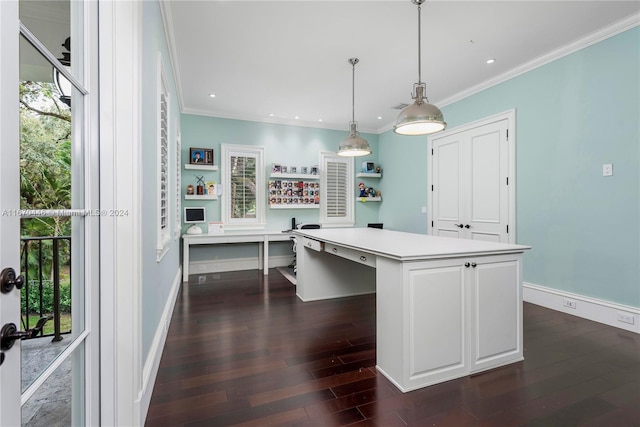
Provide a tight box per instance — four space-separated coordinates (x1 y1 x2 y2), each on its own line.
139 268 182 424
189 255 294 274
523 282 639 334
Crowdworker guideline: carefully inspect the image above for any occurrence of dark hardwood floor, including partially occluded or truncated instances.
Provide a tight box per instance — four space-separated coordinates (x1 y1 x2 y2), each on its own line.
146 269 640 427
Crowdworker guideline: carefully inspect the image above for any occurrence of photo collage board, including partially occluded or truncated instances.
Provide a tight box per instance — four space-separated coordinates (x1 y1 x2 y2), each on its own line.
269 179 320 207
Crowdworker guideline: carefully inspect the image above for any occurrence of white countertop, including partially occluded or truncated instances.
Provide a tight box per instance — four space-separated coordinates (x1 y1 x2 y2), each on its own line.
294 228 530 261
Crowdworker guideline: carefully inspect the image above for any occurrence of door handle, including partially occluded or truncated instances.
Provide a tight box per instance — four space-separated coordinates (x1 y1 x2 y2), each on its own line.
464 262 470 268
0 317 50 351
471 262 477 268
1 267 24 294
454 224 464 229
464 224 471 229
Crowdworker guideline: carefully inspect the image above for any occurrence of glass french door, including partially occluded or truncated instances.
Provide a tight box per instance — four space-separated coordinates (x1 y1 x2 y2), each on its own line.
0 1 99 425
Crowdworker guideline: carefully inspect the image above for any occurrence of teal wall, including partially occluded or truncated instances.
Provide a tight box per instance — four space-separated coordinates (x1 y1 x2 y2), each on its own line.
180 115 381 261
140 1 182 362
379 28 640 308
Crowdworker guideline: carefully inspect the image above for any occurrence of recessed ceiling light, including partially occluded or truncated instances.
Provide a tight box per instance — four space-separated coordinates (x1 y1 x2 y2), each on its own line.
268 113 274 117
377 116 383 120
486 58 496 64
209 93 216 98
318 118 323 122
294 116 299 120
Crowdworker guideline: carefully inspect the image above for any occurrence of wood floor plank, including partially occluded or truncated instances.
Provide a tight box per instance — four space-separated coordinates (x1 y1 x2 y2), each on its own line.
146 269 640 427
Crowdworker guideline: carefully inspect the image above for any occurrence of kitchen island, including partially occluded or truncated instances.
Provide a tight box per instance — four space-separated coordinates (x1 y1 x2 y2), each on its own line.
293 227 530 392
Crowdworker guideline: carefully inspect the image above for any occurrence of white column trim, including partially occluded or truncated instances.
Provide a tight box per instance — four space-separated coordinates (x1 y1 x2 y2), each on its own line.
99 1 143 425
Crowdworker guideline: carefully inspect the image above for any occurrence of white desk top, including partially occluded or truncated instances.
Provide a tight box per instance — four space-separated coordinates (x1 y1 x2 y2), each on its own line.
294 228 530 261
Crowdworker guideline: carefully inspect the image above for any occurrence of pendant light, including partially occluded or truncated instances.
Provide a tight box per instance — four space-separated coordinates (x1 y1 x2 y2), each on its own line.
394 0 446 136
337 58 372 157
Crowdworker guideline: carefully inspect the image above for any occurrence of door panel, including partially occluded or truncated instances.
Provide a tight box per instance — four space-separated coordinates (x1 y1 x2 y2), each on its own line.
432 136 463 238
0 2 22 426
430 117 511 243
0 1 96 424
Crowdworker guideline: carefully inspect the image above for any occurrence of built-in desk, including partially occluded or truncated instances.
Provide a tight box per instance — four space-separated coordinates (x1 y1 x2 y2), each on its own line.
182 231 293 281
294 227 530 393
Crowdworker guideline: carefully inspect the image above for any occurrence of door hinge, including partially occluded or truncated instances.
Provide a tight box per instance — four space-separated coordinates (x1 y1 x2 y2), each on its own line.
507 225 509 233
431 221 434 227
506 177 509 185
431 148 434 155
506 129 509 140
431 185 434 191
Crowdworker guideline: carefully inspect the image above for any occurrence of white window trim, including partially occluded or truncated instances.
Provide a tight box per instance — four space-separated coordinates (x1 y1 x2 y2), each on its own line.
156 53 171 260
319 151 354 227
220 144 265 230
174 129 181 240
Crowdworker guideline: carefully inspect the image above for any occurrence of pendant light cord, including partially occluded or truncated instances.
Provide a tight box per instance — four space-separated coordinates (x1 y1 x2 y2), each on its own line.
352 61 356 123
417 0 422 84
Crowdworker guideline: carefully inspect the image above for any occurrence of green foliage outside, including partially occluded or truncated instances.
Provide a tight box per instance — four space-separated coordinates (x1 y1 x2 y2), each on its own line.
19 81 72 322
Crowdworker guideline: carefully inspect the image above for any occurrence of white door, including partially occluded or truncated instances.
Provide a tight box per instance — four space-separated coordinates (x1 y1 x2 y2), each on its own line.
429 111 515 243
0 1 99 425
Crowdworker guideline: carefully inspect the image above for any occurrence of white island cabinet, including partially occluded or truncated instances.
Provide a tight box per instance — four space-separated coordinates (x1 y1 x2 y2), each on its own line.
293 228 530 393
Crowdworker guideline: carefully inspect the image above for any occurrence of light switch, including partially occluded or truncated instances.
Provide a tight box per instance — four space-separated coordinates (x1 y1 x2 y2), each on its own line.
421 206 427 214
602 164 613 176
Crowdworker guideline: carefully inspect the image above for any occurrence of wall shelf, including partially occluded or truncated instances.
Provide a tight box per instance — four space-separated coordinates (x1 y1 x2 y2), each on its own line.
184 164 218 171
357 197 381 202
356 172 381 178
270 173 319 180
269 204 319 209
185 194 217 200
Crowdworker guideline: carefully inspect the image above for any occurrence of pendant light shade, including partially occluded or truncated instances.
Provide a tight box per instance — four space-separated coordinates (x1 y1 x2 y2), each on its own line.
394 0 446 136
338 58 372 157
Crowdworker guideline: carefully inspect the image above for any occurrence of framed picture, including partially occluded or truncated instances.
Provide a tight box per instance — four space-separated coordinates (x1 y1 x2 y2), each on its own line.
290 166 297 174
300 166 308 174
190 147 214 165
281 166 288 174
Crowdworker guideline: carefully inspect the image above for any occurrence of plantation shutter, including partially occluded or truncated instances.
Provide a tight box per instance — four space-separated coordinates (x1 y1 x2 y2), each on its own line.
325 161 348 217
320 152 354 226
230 155 257 219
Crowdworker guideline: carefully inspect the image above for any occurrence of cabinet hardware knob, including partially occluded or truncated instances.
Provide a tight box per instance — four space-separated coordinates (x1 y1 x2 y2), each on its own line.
464 262 470 268
332 248 338 253
471 262 477 268
454 224 464 228
360 256 367 262
465 224 471 229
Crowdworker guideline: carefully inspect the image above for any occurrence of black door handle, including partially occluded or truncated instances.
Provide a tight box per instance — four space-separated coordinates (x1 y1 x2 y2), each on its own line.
465 224 471 229
454 224 464 228
0 317 50 351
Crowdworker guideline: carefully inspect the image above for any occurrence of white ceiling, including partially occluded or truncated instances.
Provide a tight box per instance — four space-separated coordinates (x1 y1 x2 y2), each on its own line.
163 1 639 134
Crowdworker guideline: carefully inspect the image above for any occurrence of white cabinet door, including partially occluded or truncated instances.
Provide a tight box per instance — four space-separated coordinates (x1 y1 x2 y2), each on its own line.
430 113 514 243
468 256 523 372
405 260 468 387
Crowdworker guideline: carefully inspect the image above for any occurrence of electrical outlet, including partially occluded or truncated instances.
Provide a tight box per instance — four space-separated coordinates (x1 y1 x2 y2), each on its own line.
602 163 613 176
563 298 577 309
617 312 635 325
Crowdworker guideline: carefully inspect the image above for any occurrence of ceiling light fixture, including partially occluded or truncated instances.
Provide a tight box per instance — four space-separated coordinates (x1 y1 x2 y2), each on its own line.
209 93 216 98
394 0 446 136
486 58 496 64
337 58 372 157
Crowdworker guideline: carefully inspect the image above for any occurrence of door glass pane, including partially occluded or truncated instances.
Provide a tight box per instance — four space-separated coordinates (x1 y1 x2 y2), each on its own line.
231 156 257 219
17 0 88 425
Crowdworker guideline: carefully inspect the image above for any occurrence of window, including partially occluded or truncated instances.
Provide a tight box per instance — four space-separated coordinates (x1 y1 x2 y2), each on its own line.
320 152 354 227
157 55 171 260
221 144 265 229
